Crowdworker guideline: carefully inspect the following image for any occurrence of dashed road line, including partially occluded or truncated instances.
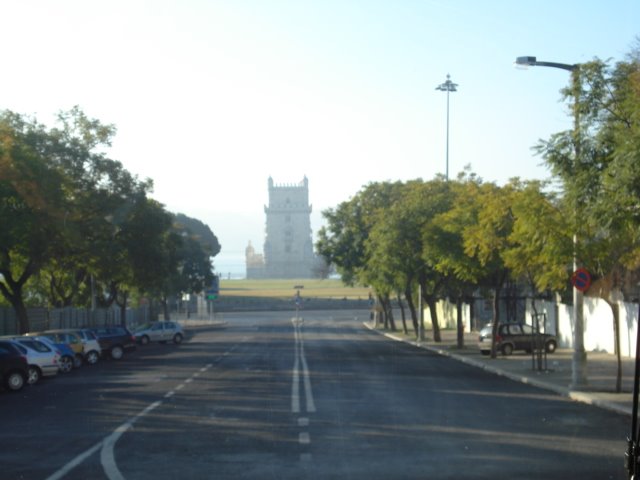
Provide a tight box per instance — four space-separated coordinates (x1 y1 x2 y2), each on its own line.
45 345 236 480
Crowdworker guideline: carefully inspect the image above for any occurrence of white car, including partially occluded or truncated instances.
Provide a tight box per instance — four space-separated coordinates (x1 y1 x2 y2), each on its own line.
70 329 102 365
134 321 184 345
5 337 60 384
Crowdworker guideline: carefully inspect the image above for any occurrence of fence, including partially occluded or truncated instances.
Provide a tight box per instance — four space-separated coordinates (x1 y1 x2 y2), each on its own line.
0 306 153 335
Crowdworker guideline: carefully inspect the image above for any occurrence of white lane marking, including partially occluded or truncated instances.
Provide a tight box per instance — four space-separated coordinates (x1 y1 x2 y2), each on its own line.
101 401 162 480
300 348 316 413
45 441 103 480
185 378 193 384
298 417 310 427
45 400 163 480
291 318 316 414
292 354 301 413
299 432 311 444
45 343 243 479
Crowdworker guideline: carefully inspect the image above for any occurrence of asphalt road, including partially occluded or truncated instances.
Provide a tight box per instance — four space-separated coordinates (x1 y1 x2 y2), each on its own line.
0 310 629 479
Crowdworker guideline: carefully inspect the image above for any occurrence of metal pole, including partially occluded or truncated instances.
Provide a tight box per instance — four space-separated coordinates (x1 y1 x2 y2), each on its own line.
445 87 450 181
627 301 640 478
515 57 587 388
436 74 458 182
419 284 424 341
570 66 588 389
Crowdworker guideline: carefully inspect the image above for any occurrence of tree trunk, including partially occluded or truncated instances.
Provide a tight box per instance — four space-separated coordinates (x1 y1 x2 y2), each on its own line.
382 295 396 331
456 297 464 349
9 297 30 334
115 291 129 326
396 294 408 335
607 300 622 393
404 284 419 337
0 260 38 334
0 277 30 334
427 297 441 342
490 285 502 359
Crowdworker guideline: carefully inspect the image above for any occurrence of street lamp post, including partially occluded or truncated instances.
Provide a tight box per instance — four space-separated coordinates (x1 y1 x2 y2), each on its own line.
515 55 588 389
436 74 458 181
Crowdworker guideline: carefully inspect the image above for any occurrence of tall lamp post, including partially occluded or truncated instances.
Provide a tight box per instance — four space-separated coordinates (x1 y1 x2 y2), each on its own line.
515 55 588 389
436 74 458 181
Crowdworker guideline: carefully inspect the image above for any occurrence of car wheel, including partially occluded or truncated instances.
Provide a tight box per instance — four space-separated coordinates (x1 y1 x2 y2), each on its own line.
501 343 514 356
86 350 99 365
27 366 40 385
140 335 150 345
59 356 74 373
5 371 25 391
545 340 557 354
173 333 183 344
73 354 83 368
110 345 124 360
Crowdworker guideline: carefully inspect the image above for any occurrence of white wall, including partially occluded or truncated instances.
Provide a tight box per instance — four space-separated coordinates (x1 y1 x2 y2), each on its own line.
526 296 638 358
423 296 639 358
423 299 471 333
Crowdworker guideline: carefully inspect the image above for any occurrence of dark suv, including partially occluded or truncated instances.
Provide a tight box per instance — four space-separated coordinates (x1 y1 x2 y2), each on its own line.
90 326 137 360
0 340 29 392
478 322 557 356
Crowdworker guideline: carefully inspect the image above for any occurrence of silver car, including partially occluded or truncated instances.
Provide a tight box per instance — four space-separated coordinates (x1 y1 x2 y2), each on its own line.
6 338 60 384
30 336 75 374
134 321 184 345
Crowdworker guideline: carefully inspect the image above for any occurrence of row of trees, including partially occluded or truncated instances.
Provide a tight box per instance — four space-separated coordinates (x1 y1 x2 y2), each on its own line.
0 107 220 333
316 48 640 363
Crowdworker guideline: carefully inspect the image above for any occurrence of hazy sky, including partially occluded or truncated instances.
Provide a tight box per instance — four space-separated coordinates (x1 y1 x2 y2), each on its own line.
1 1 638 276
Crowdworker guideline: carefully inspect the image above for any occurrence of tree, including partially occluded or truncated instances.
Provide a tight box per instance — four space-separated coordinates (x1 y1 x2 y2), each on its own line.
0 111 69 332
174 213 221 257
502 180 572 296
317 181 403 327
458 181 514 358
537 49 640 389
425 173 486 347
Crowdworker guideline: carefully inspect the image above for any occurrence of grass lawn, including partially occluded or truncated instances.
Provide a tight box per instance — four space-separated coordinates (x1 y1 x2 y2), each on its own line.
219 278 370 300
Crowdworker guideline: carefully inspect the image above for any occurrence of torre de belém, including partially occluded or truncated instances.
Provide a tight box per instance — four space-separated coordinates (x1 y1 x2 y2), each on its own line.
245 177 319 279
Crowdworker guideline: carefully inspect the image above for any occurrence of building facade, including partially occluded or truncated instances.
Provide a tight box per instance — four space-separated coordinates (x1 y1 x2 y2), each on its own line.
246 177 318 279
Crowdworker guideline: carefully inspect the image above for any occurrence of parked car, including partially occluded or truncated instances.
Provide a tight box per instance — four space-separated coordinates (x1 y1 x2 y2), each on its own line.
36 330 95 367
71 329 102 364
0 340 29 392
28 336 75 373
90 326 137 360
134 321 184 345
478 322 558 356
3 337 60 384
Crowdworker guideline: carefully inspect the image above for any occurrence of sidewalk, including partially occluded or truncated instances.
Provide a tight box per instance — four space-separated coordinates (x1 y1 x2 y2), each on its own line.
365 322 636 417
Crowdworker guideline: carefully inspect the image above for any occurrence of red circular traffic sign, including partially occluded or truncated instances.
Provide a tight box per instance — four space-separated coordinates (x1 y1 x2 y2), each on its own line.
571 268 591 292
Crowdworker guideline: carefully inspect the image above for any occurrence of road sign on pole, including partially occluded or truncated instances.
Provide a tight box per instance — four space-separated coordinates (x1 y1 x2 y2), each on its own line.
571 268 591 292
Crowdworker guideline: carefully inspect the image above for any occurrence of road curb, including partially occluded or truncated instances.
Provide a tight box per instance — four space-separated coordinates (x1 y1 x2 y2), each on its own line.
363 322 631 417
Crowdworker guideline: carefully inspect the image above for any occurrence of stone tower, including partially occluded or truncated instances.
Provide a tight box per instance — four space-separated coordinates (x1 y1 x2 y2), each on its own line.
262 176 316 278
245 176 317 279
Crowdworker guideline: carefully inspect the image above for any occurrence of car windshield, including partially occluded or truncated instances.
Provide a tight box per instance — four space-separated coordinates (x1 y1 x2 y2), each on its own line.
0 2 638 479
